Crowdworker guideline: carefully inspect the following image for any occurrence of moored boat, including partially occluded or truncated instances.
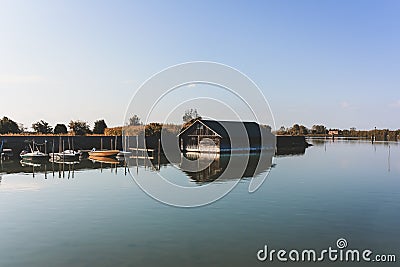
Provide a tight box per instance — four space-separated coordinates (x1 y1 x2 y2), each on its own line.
49 150 81 161
20 143 48 160
88 149 119 157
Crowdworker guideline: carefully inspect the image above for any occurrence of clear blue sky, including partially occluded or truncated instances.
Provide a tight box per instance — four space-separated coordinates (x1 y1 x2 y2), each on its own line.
0 0 399 130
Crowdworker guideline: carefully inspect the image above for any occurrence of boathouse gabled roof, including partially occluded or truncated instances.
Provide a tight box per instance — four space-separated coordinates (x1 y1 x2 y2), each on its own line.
178 118 262 138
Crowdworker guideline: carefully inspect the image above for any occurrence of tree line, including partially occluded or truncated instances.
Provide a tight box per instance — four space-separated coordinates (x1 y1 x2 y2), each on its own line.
277 124 400 141
5 111 397 141
0 114 148 136
0 116 109 135
277 124 328 135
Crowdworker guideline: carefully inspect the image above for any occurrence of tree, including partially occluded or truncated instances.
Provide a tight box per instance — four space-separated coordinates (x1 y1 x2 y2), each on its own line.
32 120 53 134
383 129 389 141
128 115 141 126
145 123 162 137
93 119 108 134
18 123 26 133
182 108 200 123
54 124 68 134
290 124 300 135
277 126 288 135
311 125 327 135
299 125 309 135
68 120 91 135
0 116 21 134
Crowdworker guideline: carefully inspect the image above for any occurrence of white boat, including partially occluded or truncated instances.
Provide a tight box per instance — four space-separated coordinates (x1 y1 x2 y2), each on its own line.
49 150 81 161
20 150 48 159
20 143 48 160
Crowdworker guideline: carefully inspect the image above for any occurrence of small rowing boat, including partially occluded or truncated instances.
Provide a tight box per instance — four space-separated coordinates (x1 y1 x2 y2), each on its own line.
88 149 119 157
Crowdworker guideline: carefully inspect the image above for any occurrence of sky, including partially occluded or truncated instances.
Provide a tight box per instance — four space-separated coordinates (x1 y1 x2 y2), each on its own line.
0 0 399 130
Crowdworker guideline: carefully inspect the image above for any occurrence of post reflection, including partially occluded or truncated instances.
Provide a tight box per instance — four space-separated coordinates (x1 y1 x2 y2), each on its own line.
0 157 126 178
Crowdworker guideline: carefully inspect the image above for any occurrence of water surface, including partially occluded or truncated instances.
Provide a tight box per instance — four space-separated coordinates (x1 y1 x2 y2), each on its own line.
0 140 399 266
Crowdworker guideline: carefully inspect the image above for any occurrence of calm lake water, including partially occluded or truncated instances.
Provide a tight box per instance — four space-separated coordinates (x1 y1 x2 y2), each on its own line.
0 140 399 266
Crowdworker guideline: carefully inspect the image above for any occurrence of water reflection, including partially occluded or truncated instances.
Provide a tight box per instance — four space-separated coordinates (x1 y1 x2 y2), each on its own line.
0 157 127 177
0 146 308 183
275 145 306 156
181 152 275 183
1 138 400 267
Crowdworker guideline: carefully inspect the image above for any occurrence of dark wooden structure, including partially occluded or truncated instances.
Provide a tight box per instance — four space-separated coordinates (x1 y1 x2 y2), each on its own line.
178 119 275 153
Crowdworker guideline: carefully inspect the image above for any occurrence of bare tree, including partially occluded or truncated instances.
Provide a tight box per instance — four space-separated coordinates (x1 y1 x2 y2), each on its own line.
128 115 141 126
182 109 200 123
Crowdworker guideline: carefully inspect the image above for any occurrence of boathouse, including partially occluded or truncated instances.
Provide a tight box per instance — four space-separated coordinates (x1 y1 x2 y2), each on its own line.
178 119 275 153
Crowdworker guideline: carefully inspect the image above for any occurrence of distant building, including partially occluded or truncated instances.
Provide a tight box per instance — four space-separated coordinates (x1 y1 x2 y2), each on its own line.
178 119 275 153
328 130 339 135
